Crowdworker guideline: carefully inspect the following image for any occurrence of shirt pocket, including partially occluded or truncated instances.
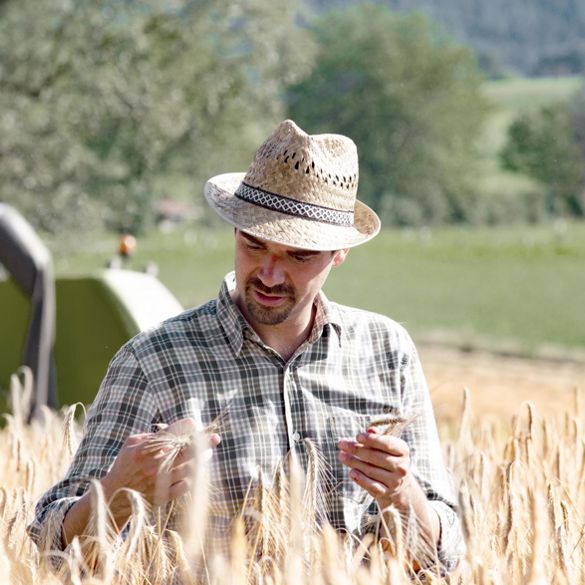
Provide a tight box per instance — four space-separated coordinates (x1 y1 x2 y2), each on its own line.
324 413 373 531
328 412 370 442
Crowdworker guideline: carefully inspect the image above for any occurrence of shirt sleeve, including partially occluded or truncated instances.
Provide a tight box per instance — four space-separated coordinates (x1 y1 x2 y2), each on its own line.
396 330 465 572
366 328 465 573
26 343 160 559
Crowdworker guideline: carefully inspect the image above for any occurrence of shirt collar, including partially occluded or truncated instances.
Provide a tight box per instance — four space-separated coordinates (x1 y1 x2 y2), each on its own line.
309 289 343 348
216 272 248 355
216 271 343 356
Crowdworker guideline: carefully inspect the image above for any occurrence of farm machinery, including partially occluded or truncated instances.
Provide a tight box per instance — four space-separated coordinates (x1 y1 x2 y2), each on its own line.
0 204 183 417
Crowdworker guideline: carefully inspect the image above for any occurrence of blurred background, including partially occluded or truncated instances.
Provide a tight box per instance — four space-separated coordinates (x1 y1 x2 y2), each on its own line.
1 0 584 420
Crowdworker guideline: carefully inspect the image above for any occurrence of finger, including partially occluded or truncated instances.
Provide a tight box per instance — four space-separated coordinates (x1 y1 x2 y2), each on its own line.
168 477 192 500
173 441 196 463
167 417 198 437
348 468 388 501
343 432 408 457
338 441 407 471
171 459 195 482
154 464 194 504
139 438 175 458
124 432 155 447
207 433 221 448
178 431 221 458
153 459 190 493
361 431 408 456
153 472 174 505
339 450 407 487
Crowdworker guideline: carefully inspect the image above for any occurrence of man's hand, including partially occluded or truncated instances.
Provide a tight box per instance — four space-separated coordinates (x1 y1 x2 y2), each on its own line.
63 418 221 546
102 418 221 519
337 428 412 510
338 426 440 562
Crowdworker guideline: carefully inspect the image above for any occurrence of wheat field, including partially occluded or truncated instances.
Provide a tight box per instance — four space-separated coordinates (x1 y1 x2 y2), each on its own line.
1 368 584 585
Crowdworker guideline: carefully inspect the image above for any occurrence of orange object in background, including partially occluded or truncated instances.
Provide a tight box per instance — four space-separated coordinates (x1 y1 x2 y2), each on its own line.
118 234 137 258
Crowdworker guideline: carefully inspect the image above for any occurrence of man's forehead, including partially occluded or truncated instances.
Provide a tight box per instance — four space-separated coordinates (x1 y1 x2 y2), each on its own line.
237 230 324 255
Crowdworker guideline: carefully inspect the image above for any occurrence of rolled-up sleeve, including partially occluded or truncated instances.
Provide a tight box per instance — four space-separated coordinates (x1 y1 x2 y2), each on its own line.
431 499 466 571
26 343 159 558
399 332 465 571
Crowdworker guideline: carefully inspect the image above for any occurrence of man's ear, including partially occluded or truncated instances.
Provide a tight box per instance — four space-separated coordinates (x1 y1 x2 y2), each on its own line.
332 248 349 267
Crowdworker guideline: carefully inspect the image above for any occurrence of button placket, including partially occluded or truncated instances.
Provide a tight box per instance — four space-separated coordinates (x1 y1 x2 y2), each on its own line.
282 366 297 449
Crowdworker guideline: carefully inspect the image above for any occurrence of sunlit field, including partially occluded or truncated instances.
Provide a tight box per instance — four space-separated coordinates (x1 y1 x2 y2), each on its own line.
1 371 583 584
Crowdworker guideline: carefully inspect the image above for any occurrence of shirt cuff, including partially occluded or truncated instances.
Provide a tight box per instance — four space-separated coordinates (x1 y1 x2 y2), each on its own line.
27 497 79 569
429 499 466 572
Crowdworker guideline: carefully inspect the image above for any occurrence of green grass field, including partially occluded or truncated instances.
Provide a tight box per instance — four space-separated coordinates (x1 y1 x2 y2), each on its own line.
482 76 582 111
50 220 585 359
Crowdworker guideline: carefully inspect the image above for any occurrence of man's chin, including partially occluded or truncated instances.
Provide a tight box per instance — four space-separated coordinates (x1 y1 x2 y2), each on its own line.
245 301 293 326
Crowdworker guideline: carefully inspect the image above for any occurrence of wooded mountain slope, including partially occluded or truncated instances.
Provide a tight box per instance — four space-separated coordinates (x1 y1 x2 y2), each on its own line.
308 0 585 76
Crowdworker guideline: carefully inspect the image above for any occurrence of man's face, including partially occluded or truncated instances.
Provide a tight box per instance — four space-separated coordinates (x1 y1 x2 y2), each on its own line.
233 230 348 328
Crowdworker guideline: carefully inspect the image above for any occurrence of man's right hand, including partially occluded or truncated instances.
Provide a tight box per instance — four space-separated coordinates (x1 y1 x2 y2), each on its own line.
62 418 221 545
102 417 221 522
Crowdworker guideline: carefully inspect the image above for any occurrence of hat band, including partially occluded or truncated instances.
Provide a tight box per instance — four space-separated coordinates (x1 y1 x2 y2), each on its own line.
235 182 354 227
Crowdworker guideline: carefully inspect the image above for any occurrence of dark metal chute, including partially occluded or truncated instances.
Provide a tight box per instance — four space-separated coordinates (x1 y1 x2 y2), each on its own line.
0 203 58 416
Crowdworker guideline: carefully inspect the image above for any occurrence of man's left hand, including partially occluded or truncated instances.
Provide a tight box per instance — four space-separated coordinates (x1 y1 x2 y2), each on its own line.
337 429 413 510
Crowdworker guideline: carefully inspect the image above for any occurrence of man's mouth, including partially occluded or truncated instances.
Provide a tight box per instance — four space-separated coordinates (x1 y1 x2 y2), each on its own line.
246 277 295 309
253 288 288 306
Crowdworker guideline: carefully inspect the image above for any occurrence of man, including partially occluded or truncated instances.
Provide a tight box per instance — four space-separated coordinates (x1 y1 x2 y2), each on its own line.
28 120 463 571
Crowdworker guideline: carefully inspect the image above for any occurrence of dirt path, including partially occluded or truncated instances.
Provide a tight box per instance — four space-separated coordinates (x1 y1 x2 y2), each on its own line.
419 345 585 426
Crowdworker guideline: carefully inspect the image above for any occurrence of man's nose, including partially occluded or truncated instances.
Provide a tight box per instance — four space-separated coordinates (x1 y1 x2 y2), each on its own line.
258 254 285 287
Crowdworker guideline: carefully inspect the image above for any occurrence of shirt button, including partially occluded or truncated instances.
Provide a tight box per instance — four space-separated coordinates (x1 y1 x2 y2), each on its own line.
292 431 301 442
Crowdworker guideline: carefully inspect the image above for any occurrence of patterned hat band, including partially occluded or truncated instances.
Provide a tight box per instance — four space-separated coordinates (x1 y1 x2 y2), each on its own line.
235 182 355 227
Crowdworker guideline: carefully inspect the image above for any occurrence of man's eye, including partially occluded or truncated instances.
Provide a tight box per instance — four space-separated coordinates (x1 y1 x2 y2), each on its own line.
291 254 310 263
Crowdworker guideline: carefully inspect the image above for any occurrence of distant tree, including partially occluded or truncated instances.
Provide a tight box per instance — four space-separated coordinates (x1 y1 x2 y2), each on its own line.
534 48 585 77
569 85 585 177
501 103 585 217
287 4 487 225
0 0 315 234
476 51 510 80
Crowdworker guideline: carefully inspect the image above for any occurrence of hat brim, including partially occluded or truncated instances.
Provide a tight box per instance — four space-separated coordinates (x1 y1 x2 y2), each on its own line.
204 172 381 251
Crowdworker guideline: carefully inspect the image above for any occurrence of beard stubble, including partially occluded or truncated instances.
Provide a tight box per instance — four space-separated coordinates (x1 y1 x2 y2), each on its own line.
244 277 297 325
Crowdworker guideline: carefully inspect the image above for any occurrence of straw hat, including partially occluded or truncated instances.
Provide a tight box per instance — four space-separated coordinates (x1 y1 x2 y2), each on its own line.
204 119 380 251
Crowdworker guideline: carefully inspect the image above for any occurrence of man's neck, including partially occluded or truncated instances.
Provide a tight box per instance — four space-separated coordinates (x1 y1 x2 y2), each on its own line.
255 305 316 361
230 290 317 362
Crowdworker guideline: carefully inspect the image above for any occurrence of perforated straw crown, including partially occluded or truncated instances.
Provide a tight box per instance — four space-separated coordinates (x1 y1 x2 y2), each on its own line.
204 119 380 251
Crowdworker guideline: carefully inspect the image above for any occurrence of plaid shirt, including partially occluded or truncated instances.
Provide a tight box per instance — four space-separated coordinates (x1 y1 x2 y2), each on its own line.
28 272 464 570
